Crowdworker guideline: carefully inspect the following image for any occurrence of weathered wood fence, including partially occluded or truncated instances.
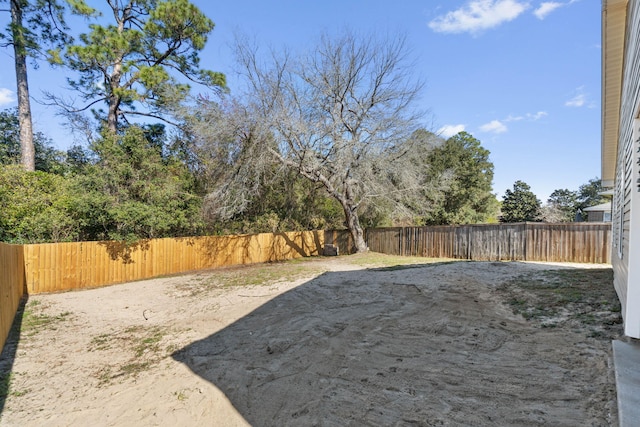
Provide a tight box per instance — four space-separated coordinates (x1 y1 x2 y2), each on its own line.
326 222 612 264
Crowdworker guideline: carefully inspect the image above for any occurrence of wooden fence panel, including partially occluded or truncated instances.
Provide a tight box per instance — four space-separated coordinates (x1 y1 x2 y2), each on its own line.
0 243 25 353
326 222 611 263
452 223 527 261
22 230 324 294
324 230 356 255
522 223 612 264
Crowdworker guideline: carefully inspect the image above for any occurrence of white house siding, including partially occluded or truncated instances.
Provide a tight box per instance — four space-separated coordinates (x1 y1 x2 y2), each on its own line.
612 0 640 338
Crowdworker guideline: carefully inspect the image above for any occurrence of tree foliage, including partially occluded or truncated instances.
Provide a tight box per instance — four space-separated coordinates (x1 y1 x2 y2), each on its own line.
540 178 608 223
50 0 226 134
576 178 607 211
422 131 498 224
540 188 579 222
0 108 68 173
0 125 206 243
0 165 79 243
0 13 509 244
501 180 541 223
73 126 204 241
174 97 346 235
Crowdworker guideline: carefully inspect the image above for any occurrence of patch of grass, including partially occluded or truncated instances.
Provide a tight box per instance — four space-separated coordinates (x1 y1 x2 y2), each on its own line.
21 300 72 336
500 267 623 340
217 263 324 287
119 361 152 376
344 252 452 269
179 260 328 295
95 366 113 386
133 328 165 358
0 372 29 399
92 325 171 386
88 333 112 351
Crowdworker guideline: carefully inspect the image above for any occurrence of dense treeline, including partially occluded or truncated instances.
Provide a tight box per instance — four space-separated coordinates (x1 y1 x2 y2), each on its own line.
499 178 608 223
1 1 500 247
0 108 499 243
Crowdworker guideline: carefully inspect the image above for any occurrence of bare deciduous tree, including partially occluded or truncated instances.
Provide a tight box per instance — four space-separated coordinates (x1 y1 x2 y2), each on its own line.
225 31 432 252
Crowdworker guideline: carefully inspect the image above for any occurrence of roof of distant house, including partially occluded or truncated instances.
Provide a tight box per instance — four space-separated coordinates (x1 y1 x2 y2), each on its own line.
582 202 612 212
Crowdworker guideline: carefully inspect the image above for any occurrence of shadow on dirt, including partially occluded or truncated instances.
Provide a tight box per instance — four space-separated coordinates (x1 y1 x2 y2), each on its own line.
0 296 27 416
171 261 619 426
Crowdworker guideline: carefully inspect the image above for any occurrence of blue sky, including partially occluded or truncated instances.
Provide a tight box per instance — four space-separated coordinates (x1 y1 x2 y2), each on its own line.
0 0 601 202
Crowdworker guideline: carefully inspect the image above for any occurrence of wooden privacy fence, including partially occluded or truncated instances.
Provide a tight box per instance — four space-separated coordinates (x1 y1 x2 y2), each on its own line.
1 224 611 352
22 231 324 294
326 222 612 264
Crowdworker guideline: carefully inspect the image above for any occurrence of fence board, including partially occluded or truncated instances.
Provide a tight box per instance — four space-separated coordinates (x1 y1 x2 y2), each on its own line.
0 243 25 353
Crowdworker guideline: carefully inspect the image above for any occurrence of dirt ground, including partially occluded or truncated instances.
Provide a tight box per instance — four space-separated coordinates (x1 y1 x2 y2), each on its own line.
0 254 623 426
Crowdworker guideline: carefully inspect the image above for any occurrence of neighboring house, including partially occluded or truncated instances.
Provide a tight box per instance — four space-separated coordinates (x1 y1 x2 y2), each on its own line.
602 0 640 338
582 202 612 222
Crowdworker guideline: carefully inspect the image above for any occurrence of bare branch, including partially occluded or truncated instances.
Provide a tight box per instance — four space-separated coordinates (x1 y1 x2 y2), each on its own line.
207 30 437 251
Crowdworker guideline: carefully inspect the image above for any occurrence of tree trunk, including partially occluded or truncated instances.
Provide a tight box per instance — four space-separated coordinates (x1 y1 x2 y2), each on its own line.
343 203 368 253
107 95 119 134
106 14 126 135
11 0 35 171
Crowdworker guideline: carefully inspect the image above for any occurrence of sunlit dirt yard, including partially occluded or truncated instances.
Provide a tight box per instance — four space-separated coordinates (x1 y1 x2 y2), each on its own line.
0 253 622 426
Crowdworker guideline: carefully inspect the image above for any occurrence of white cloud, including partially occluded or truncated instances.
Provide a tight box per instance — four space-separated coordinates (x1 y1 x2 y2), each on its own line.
438 124 466 138
533 0 580 20
565 94 586 107
534 2 563 19
480 120 508 133
527 111 548 120
505 111 547 122
0 88 15 106
565 87 593 108
428 0 530 35
479 111 546 135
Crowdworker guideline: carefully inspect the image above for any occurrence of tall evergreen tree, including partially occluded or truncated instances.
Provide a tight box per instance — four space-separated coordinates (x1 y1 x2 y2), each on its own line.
577 178 607 211
424 131 498 224
50 0 225 134
501 180 541 223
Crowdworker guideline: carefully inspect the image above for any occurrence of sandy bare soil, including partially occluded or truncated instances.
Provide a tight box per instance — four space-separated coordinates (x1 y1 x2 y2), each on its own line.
0 255 622 426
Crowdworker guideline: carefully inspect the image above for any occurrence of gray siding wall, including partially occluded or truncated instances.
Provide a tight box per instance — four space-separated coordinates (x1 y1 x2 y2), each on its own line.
613 0 640 318
587 211 605 222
